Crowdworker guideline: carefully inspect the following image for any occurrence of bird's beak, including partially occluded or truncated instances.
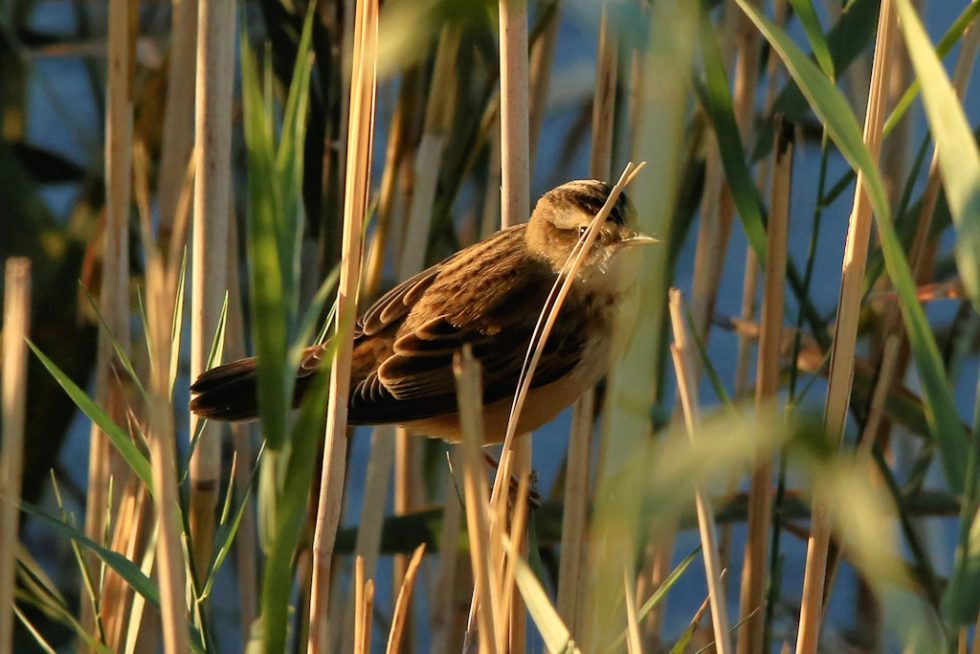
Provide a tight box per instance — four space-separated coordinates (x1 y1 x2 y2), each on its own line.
622 230 660 246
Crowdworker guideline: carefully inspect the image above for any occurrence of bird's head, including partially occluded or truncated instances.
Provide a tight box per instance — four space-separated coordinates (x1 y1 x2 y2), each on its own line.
525 179 658 277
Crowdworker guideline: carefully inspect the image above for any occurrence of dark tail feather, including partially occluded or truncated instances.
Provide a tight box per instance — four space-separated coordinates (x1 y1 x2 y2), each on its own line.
189 357 260 421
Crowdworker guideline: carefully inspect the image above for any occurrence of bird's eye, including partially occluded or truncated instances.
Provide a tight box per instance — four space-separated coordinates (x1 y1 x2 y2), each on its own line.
578 225 589 237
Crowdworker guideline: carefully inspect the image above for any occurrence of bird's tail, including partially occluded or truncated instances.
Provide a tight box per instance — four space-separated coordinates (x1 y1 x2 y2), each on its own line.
189 357 262 421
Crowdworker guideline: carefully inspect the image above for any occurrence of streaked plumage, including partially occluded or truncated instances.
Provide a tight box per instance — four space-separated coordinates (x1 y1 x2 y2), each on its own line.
189 179 655 442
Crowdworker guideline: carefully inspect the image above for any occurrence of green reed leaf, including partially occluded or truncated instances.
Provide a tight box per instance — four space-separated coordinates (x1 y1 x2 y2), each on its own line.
28 341 154 494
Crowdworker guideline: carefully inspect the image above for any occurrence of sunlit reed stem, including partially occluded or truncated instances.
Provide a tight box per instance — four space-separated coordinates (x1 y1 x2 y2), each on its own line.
796 3 895 652
0 258 30 654
497 1 532 646
308 3 378 650
669 289 733 654
455 347 501 654
387 544 427 654
189 0 235 580
146 250 190 654
737 119 792 654
83 0 134 638
157 0 198 237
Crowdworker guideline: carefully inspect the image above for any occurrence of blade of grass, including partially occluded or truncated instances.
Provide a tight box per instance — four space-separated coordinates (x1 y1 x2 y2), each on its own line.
894 0 980 310
28 342 153 494
21 503 159 610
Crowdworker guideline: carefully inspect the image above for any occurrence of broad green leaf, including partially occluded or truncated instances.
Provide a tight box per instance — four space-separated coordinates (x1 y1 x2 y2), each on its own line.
28 342 154 494
242 28 290 450
894 0 980 311
789 0 834 78
735 0 968 494
22 502 160 609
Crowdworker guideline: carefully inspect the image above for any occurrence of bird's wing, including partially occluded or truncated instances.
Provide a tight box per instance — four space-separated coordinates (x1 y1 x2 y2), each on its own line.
347 272 590 425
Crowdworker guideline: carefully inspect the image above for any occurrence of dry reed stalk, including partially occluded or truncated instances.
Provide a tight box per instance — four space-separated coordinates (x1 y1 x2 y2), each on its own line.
391 25 460 604
387 544 427 654
556 390 593 634
86 0 135 603
308 2 378 650
455 347 502 654
669 290 733 654
795 3 896 652
589 6 617 180
737 121 793 654
83 0 135 639
498 0 531 233
431 449 464 654
189 0 235 579
528 0 561 162
497 10 533 634
501 473 531 653
145 240 190 654
363 95 407 298
857 336 900 458
156 0 197 238
340 424 395 650
100 481 151 650
733 0 786 401
0 258 30 654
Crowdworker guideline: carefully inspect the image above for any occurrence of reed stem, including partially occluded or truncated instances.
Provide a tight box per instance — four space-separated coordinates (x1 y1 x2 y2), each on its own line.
0 258 30 654
796 3 896 652
308 3 378 650
189 0 235 580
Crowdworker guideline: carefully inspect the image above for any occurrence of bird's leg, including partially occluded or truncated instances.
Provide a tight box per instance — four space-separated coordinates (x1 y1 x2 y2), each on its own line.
482 451 541 509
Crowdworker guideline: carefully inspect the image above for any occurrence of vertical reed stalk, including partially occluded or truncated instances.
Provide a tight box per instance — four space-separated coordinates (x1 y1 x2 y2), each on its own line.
340 424 395 650
528 1 561 163
145 244 190 654
796 4 895 652
189 0 235 579
157 0 197 237
85 0 134 636
0 258 30 654
669 289 733 654
308 3 378 650
455 347 501 654
497 0 532 642
431 448 464 654
737 120 793 654
387 544 427 654
556 2 617 636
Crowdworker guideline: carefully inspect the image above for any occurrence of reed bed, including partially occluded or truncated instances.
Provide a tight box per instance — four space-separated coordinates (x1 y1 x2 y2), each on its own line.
3 1 980 653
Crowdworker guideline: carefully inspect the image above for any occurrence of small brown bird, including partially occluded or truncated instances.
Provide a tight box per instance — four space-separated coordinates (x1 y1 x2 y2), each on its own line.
189 180 656 442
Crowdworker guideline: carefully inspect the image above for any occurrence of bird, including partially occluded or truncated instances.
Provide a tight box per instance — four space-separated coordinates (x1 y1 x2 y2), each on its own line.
189 179 657 443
